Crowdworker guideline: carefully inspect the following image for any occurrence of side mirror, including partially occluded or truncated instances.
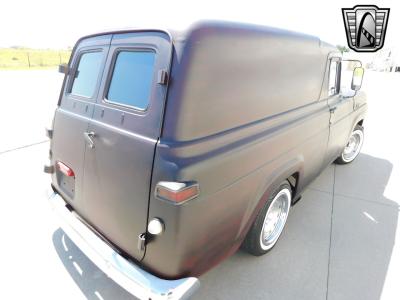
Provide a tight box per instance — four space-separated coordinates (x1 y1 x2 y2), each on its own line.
351 67 364 91
58 63 70 74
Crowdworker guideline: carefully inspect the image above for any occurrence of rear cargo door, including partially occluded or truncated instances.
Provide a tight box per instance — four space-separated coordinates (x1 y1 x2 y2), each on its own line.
81 32 172 260
51 35 111 211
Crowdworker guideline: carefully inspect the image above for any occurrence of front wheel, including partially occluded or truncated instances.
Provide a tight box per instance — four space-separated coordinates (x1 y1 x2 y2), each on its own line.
335 124 364 164
242 181 291 256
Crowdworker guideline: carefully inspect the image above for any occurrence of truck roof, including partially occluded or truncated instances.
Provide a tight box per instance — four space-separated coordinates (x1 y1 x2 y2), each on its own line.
75 21 336 52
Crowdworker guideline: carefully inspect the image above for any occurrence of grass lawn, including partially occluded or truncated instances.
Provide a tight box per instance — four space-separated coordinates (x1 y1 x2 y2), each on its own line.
0 48 71 70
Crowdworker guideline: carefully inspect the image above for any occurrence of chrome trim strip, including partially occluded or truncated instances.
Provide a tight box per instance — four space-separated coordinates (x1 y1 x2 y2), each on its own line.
48 192 199 300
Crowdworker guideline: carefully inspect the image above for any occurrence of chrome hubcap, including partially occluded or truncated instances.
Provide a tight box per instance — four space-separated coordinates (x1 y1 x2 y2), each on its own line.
260 188 291 250
342 129 363 162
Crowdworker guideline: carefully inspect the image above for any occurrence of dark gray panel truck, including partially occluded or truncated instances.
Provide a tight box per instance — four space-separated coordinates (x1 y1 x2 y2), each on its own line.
44 21 367 299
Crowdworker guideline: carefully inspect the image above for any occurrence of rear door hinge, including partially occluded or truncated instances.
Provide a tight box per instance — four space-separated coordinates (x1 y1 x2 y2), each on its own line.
157 69 169 85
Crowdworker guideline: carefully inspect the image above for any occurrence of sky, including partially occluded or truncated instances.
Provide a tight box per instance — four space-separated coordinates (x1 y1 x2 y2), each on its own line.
0 0 399 50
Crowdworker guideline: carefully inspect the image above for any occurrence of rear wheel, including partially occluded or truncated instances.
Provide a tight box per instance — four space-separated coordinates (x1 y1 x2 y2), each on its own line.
335 125 364 164
242 181 291 256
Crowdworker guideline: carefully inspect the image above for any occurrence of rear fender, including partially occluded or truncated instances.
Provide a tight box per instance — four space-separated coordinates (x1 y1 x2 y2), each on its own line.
238 155 304 241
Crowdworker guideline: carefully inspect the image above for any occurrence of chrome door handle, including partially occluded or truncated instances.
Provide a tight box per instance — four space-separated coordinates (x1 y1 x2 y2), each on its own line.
84 131 96 149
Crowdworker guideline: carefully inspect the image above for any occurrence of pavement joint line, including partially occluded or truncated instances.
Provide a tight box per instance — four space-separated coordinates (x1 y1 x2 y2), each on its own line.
325 163 336 300
0 140 49 155
334 192 400 209
308 187 333 195
309 183 399 209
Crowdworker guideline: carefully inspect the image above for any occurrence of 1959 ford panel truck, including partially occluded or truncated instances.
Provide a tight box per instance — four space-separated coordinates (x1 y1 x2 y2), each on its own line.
44 21 367 299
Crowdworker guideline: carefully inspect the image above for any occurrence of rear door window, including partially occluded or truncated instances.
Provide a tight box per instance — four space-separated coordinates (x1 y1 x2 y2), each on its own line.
70 51 103 98
106 51 156 110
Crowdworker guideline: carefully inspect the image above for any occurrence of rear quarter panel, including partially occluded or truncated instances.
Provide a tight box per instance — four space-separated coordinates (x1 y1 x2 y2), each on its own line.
144 101 331 278
142 22 334 278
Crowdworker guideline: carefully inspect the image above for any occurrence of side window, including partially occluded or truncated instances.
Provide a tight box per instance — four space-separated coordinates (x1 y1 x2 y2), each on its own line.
106 51 156 110
70 51 103 98
328 60 339 96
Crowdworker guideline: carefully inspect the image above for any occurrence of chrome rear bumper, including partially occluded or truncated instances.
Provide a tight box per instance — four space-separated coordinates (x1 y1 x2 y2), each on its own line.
49 192 199 300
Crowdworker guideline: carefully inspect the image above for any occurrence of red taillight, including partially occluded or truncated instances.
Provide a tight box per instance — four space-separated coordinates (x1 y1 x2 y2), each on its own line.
56 161 75 177
155 182 199 204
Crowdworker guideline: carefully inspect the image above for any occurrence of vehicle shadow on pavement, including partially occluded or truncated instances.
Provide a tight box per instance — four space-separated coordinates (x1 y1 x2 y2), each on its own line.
52 229 136 300
52 153 398 300
327 153 399 300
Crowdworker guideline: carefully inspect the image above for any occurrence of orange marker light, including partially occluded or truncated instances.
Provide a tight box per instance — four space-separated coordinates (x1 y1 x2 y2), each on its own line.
155 182 199 204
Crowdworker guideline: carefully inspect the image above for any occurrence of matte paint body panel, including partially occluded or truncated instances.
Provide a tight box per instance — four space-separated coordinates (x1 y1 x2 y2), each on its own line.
81 32 172 261
51 36 111 214
142 22 365 278
50 22 367 280
144 100 331 278
163 22 332 141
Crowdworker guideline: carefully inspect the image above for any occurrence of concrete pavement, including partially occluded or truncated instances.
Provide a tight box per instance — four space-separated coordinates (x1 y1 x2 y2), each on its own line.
0 70 399 299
